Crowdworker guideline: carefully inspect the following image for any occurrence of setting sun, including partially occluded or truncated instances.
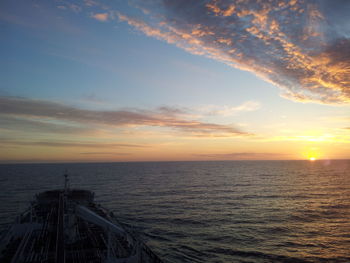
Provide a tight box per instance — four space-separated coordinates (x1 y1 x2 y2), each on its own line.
309 157 316 161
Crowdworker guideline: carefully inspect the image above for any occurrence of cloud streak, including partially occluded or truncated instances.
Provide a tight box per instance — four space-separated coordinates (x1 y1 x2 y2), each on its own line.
0 116 88 134
0 96 248 137
198 101 261 116
115 0 350 104
91 12 109 22
0 138 145 148
195 152 290 160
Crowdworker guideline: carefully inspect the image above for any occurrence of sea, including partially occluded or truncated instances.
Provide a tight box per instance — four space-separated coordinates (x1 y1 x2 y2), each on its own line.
0 160 349 263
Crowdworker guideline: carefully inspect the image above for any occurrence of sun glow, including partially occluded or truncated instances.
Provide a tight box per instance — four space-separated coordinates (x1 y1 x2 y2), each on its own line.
309 157 316 161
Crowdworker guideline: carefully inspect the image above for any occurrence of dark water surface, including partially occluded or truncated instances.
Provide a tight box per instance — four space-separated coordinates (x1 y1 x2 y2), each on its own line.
0 160 349 262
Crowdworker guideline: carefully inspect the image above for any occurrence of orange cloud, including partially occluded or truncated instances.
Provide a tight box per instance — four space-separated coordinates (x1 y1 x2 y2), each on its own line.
91 13 109 22
194 152 291 160
116 1 350 104
0 96 249 137
0 139 146 148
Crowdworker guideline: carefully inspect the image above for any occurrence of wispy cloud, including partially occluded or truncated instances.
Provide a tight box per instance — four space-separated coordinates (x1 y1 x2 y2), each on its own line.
0 116 88 134
0 138 145 148
260 134 350 143
0 96 249 137
91 12 109 22
84 0 98 7
198 101 261 116
194 152 290 160
67 3 82 13
79 152 131 155
114 0 350 104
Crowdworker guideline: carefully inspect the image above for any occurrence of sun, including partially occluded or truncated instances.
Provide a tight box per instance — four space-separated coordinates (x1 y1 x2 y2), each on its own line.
303 149 321 161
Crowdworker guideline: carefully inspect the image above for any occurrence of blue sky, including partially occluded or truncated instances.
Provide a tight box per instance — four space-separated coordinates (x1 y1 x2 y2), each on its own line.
1 1 265 107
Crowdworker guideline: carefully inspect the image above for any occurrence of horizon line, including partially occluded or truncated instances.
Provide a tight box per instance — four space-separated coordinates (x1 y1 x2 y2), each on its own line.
0 158 349 165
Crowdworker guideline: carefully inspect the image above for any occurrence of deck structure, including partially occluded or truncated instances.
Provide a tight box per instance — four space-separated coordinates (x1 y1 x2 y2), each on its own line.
0 176 163 263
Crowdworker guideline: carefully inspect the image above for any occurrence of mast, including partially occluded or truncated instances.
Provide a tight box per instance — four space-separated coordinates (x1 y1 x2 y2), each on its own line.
64 170 69 194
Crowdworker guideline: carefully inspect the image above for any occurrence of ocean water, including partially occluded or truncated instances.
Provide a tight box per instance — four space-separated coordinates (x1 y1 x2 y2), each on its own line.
0 160 349 263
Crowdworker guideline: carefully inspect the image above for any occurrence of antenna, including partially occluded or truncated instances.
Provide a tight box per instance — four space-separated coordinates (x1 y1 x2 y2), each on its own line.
64 169 69 193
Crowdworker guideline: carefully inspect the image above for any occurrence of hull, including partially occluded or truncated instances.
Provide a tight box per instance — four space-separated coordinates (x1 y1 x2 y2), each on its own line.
0 189 163 263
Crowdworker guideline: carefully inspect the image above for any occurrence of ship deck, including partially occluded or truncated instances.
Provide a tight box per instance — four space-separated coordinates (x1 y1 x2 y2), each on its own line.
0 189 163 263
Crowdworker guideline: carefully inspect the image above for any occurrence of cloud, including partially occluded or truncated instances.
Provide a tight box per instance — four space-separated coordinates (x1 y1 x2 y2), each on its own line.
84 0 98 7
115 0 350 104
260 134 350 143
0 115 88 134
56 2 83 12
0 96 248 137
156 106 188 116
67 4 82 13
198 101 261 116
0 138 146 148
194 152 290 160
79 152 131 155
91 12 109 22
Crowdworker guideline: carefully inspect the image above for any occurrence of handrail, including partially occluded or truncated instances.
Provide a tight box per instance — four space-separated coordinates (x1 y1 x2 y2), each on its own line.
10 227 33 263
55 193 65 263
76 205 126 237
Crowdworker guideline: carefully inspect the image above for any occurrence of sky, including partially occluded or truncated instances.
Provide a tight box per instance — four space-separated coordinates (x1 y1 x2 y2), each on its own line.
0 0 349 162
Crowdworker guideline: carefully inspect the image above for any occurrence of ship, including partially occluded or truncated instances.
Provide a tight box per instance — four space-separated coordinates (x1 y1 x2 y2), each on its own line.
0 173 164 263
